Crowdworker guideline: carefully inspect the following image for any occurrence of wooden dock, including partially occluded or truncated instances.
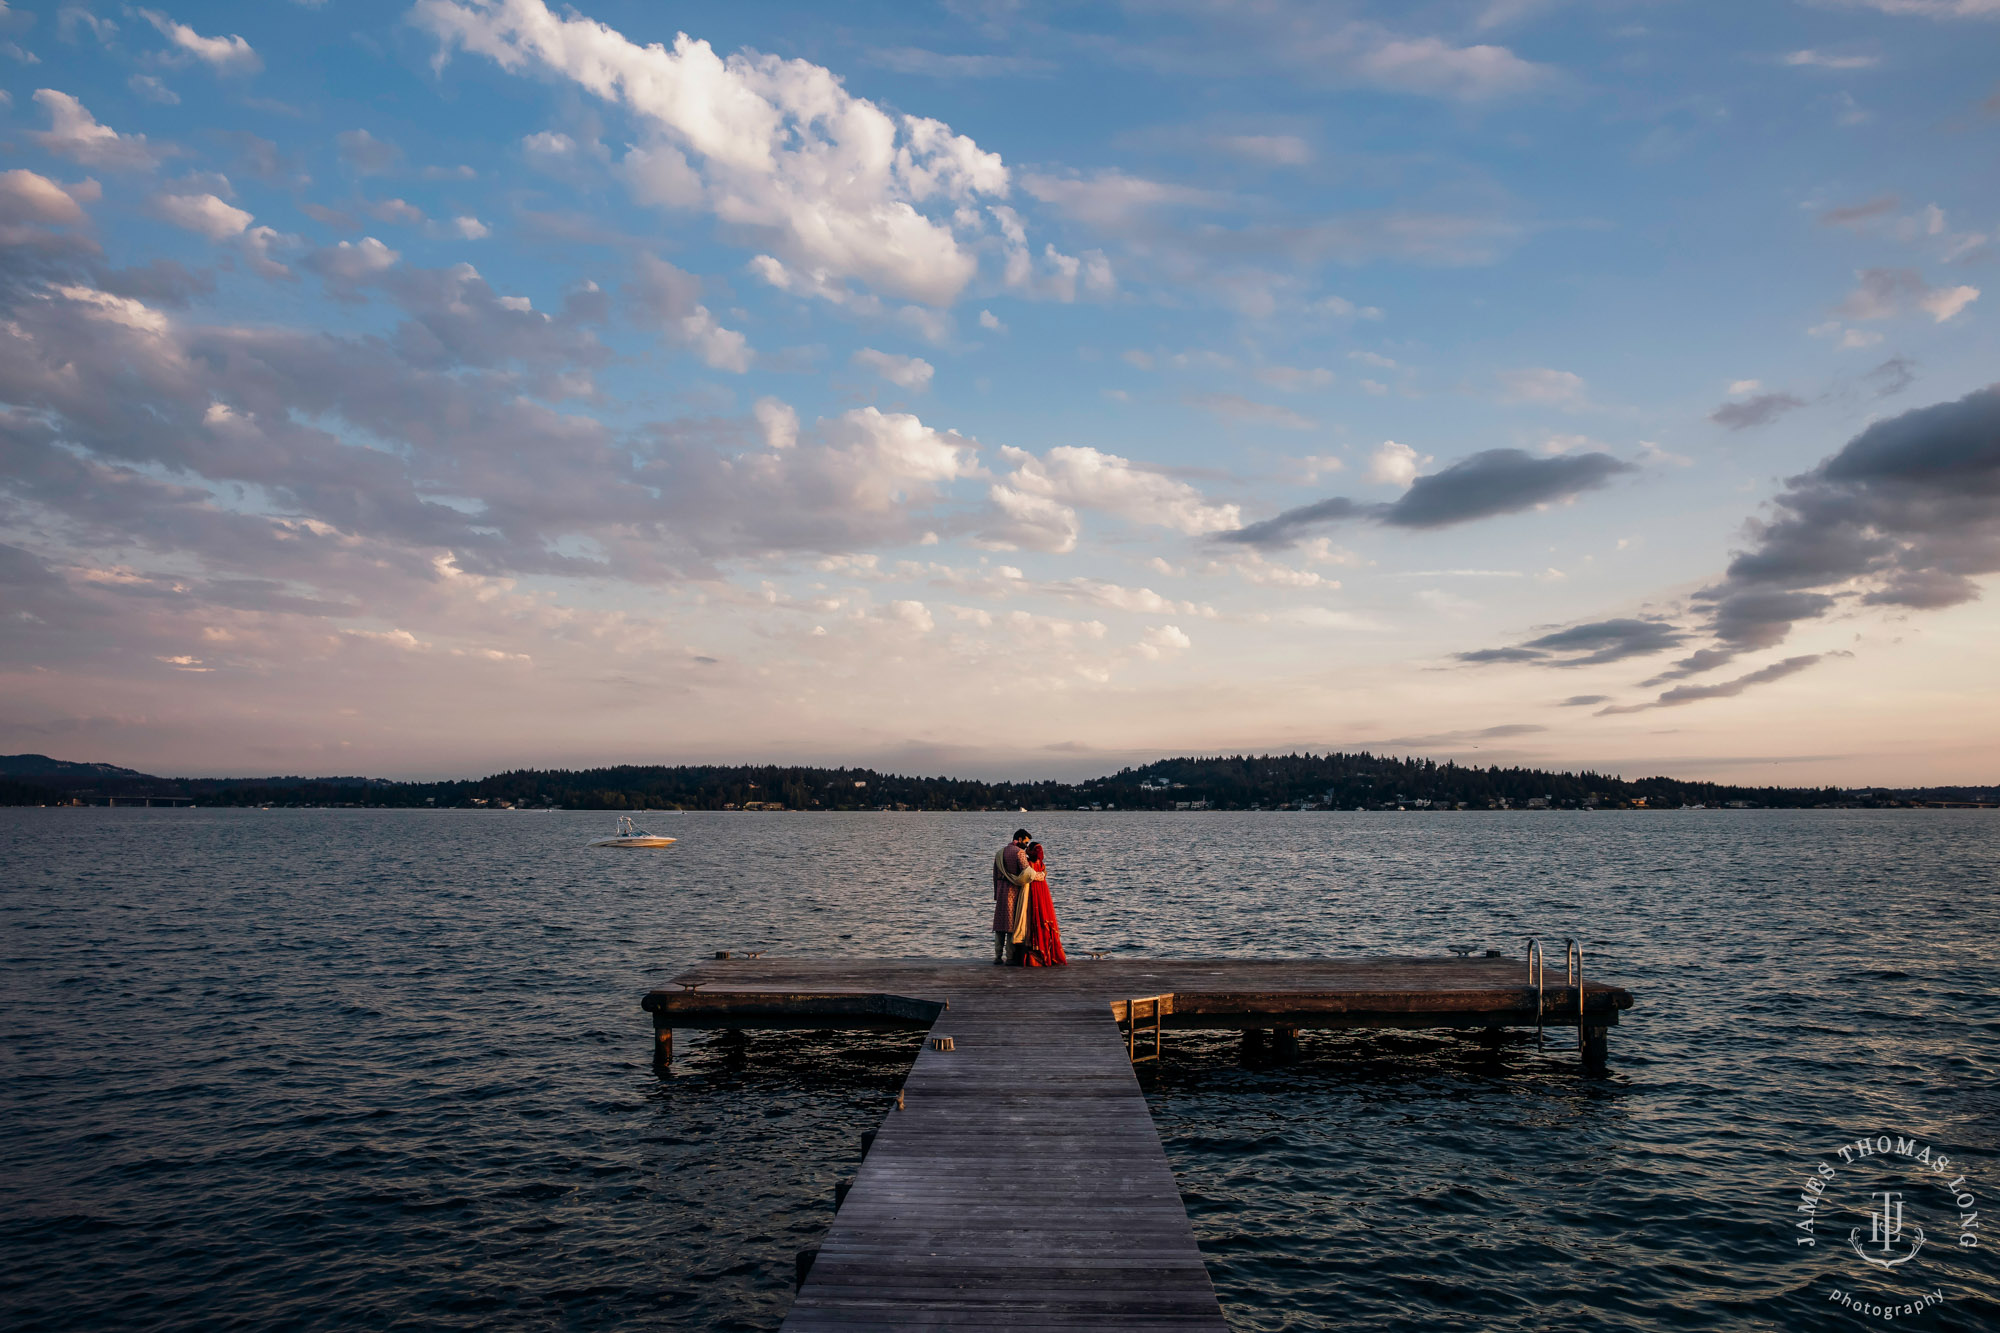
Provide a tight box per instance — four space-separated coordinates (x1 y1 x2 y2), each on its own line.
644 955 1634 1330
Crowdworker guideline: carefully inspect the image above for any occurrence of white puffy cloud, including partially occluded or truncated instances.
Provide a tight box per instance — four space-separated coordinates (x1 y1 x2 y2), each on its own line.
995 444 1242 536
1366 440 1428 487
1135 624 1192 659
28 90 158 169
753 396 797 450
0 168 91 226
152 190 252 240
415 0 1010 305
985 483 1081 554
305 236 401 292
136 9 261 73
852 347 935 391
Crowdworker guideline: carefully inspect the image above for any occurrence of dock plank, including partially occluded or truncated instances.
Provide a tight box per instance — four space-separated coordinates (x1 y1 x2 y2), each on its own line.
782 981 1230 1332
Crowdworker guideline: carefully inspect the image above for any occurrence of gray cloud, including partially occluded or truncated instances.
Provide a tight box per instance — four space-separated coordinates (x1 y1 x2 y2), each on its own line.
1819 194 1898 227
1711 391 1806 430
1219 447 1634 547
1216 496 1373 547
1558 694 1610 707
1390 449 1635 528
1596 655 1826 715
1864 356 1915 398
1456 617 1685 668
1466 384 2000 699
1666 384 2000 673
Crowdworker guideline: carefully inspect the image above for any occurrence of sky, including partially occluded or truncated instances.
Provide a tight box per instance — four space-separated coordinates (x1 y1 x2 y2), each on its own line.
0 0 1997 784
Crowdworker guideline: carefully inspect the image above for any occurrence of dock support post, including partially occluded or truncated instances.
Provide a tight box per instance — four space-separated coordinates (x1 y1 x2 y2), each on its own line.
652 1020 673 1071
1239 1028 1269 1067
1272 1027 1301 1065
1582 1026 1608 1070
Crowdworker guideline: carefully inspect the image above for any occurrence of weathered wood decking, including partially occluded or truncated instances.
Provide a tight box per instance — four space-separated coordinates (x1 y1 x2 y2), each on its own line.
644 956 1633 1330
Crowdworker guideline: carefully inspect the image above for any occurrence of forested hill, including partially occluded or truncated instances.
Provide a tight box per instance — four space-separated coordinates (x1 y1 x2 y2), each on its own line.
7 751 1993 810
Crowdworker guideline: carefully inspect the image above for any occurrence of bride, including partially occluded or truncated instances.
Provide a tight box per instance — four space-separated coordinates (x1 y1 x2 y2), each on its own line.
1019 842 1067 967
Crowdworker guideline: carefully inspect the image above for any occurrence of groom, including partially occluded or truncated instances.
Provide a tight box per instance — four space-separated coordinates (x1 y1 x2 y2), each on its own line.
992 828 1040 965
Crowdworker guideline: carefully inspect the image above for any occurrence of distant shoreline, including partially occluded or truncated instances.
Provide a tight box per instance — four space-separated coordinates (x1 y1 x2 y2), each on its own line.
5 751 1994 813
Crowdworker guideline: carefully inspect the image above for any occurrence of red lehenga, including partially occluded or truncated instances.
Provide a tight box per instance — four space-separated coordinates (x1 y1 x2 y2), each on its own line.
1021 849 1067 967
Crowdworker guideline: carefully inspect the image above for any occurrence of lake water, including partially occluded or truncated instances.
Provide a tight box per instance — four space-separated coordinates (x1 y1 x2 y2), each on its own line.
2 808 1996 1331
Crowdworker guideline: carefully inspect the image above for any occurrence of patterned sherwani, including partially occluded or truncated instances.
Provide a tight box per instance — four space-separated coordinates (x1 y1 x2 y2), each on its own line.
992 843 1032 961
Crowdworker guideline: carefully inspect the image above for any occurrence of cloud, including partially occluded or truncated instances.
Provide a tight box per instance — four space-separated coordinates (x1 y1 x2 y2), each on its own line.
0 168 91 227
1596 655 1825 714
151 190 252 240
1783 49 1880 69
1366 440 1426 486
415 0 1010 306
1711 392 1806 430
1819 195 1901 227
136 9 261 73
1135 624 1191 659
1253 365 1333 392
986 444 1241 549
852 347 935 391
626 254 751 372
1185 392 1315 430
337 129 400 175
1456 617 1686 667
128 74 179 105
1865 356 1916 397
1558 694 1610 706
1652 383 2000 678
1022 170 1226 229
863 47 1052 78
303 236 400 294
1131 5 1552 100
1219 448 1635 547
28 89 158 169
1819 0 2000 18
752 396 797 450
1498 366 1588 407
1388 449 1635 528
1838 267 1979 322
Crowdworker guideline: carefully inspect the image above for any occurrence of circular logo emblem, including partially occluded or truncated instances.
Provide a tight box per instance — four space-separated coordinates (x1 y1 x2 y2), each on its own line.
1792 1133 1984 1322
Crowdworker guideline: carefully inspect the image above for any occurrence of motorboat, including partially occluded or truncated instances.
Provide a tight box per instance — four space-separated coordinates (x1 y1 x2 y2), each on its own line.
588 815 677 848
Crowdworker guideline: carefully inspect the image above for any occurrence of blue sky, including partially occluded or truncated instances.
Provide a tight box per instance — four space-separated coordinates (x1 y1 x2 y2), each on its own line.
1 0 1996 782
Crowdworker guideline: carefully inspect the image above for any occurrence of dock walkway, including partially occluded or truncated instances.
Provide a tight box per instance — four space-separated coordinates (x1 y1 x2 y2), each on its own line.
645 956 1633 1330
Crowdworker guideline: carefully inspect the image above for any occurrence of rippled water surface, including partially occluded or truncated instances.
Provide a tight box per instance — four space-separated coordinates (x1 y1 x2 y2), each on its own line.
3 808 1996 1331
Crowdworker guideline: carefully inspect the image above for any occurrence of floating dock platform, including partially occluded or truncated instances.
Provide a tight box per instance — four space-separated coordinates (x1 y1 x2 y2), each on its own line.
645 954 1634 1331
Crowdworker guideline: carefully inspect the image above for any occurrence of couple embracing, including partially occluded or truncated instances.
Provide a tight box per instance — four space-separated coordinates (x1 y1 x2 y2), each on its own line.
992 829 1066 967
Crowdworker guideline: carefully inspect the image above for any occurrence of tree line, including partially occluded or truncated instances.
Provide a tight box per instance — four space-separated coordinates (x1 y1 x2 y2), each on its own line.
8 751 1992 810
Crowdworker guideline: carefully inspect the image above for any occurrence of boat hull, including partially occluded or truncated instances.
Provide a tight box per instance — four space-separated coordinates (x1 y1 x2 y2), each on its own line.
587 836 677 848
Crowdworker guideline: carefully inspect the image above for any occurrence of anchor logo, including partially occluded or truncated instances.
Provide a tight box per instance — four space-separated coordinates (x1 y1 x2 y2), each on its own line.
1849 1190 1925 1270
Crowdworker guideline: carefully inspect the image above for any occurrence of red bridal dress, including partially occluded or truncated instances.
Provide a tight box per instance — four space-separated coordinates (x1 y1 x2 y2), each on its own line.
1021 854 1067 967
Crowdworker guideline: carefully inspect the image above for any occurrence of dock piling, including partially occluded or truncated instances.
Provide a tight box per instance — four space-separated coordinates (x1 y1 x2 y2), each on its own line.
651 1021 672 1071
